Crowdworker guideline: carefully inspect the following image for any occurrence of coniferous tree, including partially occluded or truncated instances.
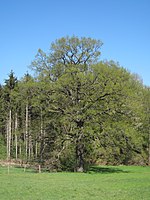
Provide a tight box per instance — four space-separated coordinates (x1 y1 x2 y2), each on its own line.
3 71 18 160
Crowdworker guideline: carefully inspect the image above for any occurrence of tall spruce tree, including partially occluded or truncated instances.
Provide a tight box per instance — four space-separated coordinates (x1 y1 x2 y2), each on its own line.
3 71 18 160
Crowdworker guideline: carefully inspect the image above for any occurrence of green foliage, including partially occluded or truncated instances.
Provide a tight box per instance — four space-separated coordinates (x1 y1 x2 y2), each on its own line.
0 36 149 171
0 136 6 159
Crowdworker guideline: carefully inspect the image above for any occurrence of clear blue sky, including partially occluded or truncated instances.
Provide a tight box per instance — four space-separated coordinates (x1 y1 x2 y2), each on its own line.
0 0 150 86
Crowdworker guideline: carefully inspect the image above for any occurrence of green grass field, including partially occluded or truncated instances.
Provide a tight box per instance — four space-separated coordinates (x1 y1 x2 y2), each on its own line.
0 165 150 200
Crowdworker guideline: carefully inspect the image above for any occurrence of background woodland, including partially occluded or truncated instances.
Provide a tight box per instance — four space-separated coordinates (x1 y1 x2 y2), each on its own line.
0 36 149 172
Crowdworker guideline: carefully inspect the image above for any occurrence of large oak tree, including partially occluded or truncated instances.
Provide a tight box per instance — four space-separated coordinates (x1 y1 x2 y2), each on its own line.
30 36 143 171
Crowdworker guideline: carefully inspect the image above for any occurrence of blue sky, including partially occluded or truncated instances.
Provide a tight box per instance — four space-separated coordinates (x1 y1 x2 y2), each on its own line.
0 0 150 86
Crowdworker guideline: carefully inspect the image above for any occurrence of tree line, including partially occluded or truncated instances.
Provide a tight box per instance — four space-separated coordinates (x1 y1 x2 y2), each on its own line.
0 36 150 172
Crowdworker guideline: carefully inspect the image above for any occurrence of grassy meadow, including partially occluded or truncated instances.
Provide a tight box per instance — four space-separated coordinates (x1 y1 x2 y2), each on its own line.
0 165 150 200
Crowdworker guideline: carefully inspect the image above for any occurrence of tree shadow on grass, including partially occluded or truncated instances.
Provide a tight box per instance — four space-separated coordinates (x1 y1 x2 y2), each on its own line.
87 166 129 174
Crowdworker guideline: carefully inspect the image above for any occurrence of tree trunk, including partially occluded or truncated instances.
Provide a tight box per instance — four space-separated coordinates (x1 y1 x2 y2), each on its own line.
19 142 22 158
28 135 33 160
75 121 85 172
25 104 28 159
7 109 12 160
148 130 150 166
6 118 9 160
76 141 84 172
15 113 18 160
35 141 38 158
28 136 31 160
39 108 44 161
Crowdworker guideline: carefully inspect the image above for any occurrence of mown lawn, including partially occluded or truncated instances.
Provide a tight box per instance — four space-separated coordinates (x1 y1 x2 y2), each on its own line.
0 165 150 200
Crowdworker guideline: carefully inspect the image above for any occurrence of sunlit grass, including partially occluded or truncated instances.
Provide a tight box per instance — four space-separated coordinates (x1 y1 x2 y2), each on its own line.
0 165 150 200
